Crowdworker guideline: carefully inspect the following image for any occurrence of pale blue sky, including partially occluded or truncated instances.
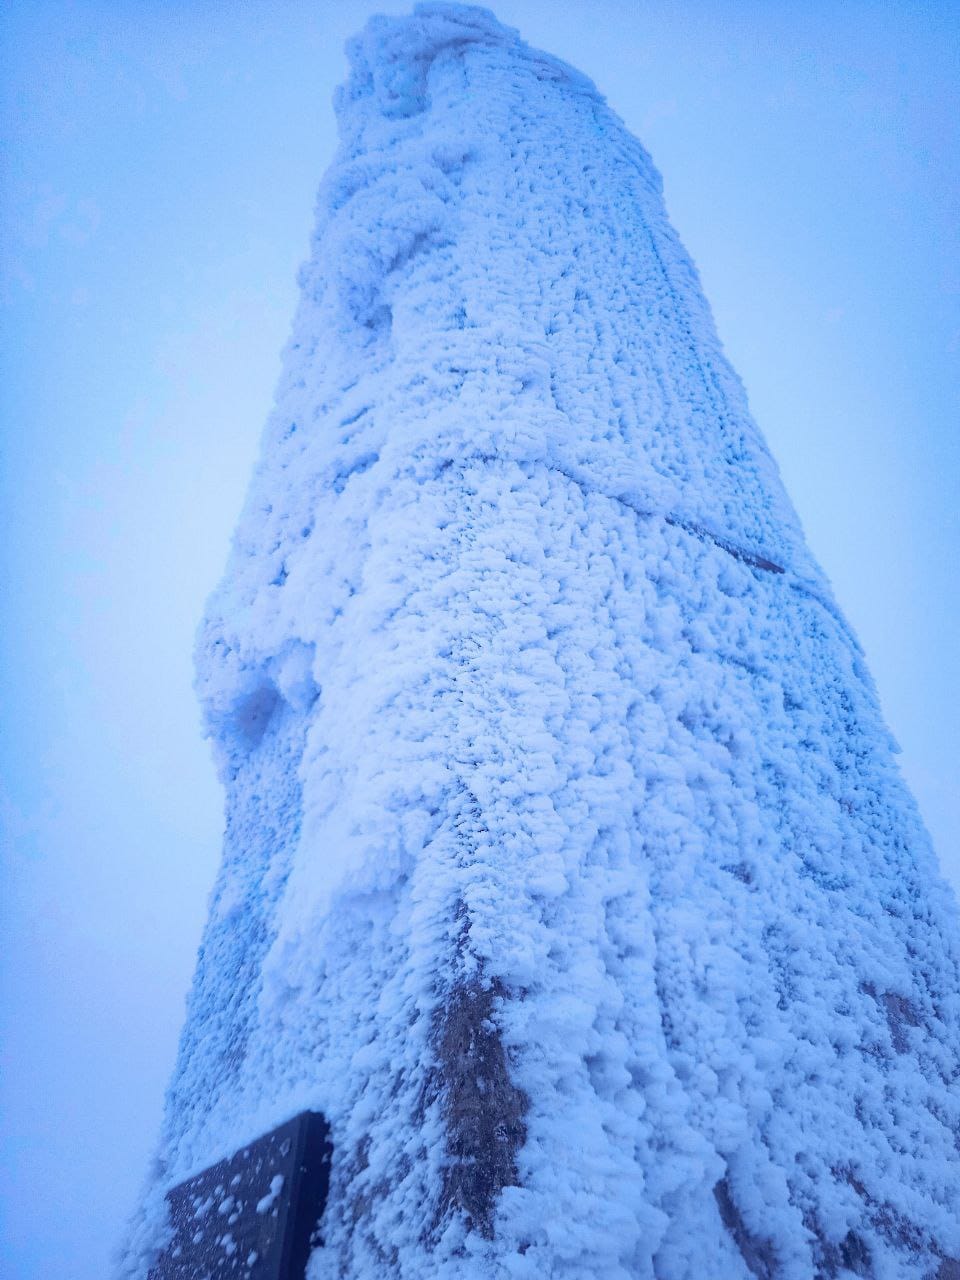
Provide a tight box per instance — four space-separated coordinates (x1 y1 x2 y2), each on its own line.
1 2 957 1276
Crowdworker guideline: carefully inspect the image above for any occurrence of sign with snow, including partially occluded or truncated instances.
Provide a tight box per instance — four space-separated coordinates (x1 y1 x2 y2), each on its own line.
148 1111 331 1280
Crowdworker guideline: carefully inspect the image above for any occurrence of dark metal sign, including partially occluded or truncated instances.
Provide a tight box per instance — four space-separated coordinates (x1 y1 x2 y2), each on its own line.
149 1111 331 1280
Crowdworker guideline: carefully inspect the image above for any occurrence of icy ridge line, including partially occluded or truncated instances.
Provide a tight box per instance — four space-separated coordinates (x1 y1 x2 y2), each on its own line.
341 2 600 124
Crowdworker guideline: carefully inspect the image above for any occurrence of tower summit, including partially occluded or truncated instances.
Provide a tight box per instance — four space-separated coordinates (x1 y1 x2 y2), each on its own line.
124 6 960 1277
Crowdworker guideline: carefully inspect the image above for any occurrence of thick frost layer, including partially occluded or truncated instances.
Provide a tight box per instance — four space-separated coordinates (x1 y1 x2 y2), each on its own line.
122 6 960 1278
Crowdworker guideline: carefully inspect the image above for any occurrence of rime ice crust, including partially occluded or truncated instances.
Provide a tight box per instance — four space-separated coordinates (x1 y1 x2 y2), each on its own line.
122 5 960 1278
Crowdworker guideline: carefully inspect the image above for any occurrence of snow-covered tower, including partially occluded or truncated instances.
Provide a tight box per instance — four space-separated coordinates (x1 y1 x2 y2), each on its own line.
126 6 960 1278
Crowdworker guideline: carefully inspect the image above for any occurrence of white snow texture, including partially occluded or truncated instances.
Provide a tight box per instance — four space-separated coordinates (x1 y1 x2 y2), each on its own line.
123 6 960 1278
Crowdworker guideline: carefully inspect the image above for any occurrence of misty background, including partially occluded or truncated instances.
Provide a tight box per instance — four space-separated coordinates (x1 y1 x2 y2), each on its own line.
1 2 957 1276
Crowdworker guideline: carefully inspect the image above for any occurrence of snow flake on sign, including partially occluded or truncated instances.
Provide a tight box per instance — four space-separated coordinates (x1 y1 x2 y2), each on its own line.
120 6 960 1280
255 1175 285 1216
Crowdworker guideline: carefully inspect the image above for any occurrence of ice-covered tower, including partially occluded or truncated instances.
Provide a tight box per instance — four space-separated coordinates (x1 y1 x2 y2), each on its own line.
125 6 960 1278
